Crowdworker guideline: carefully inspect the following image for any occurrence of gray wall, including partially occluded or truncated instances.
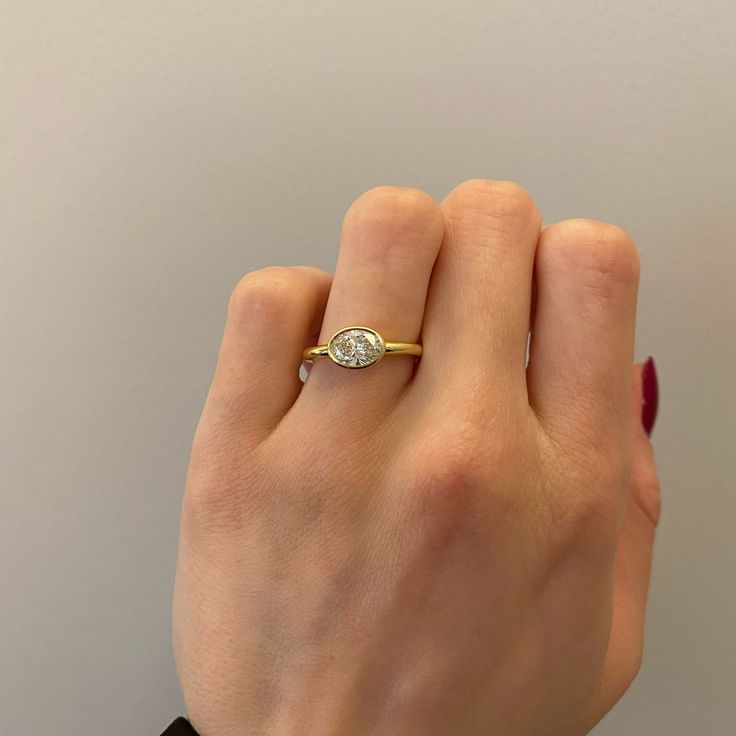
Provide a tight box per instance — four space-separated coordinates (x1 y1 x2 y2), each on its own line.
2 2 734 733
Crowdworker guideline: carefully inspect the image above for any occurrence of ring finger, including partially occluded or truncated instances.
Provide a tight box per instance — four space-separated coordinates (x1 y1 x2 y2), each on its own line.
301 186 445 404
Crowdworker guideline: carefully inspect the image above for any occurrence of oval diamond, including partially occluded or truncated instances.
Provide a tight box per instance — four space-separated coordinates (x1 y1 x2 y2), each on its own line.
328 327 385 368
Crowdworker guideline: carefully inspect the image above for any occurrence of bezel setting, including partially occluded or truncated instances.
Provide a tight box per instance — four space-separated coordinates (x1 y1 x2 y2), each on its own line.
327 326 386 369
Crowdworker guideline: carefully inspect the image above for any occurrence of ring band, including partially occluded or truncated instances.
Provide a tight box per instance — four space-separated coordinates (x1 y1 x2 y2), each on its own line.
302 325 422 369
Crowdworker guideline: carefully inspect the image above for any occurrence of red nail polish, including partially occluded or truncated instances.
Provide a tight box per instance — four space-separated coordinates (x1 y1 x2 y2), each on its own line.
641 356 658 436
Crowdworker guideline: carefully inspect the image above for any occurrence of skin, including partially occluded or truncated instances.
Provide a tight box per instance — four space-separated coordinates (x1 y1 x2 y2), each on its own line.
172 180 661 736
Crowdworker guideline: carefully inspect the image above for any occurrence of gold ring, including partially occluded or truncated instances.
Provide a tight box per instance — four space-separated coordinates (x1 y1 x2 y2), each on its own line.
302 325 422 369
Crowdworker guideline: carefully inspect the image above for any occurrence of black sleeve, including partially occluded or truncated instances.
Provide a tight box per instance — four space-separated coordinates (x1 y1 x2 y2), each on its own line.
160 717 199 735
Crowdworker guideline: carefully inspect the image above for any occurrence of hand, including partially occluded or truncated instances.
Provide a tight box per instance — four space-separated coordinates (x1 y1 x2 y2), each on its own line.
172 180 660 736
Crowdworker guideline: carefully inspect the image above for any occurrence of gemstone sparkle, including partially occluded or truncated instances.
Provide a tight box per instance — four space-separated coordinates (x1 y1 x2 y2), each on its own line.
328 327 385 368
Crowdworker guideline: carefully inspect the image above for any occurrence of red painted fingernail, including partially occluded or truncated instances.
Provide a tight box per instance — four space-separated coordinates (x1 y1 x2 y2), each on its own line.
641 356 658 436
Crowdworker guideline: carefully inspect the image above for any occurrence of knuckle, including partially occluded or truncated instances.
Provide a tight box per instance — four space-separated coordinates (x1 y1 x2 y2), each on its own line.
228 266 303 320
540 439 625 557
404 418 517 514
547 483 620 558
400 432 523 552
418 442 486 501
183 433 265 535
183 464 245 536
407 426 485 495
444 178 541 236
183 475 245 536
342 186 443 260
403 445 486 542
547 490 616 566
543 218 640 289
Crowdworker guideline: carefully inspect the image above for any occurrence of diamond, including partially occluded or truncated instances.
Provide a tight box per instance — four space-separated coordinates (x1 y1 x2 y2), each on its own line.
328 327 385 368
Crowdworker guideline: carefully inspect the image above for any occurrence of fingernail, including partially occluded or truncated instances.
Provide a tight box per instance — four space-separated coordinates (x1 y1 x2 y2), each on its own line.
641 356 658 436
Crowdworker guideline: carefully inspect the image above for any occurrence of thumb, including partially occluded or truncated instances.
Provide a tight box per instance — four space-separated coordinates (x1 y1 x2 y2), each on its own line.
586 358 662 725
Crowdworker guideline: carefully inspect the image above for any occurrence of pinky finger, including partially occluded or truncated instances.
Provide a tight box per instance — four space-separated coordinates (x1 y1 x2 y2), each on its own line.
197 266 332 450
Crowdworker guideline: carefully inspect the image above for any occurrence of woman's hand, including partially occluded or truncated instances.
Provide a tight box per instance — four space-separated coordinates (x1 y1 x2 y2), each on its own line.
172 180 660 736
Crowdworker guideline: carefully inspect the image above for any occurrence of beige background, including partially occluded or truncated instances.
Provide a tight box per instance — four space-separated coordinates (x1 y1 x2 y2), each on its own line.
2 2 734 734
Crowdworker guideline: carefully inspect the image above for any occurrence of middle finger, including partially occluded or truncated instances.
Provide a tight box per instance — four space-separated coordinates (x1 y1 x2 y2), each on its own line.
417 179 541 406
